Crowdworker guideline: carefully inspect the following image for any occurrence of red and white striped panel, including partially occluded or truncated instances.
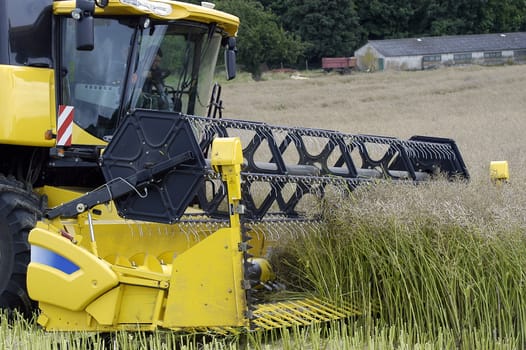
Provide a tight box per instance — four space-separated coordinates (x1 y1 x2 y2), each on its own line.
57 105 74 146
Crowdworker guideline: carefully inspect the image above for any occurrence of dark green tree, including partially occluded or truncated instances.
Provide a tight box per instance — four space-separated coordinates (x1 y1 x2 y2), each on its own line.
480 0 526 32
263 0 362 66
221 0 526 68
357 0 417 39
357 0 526 38
215 0 305 80
424 0 486 35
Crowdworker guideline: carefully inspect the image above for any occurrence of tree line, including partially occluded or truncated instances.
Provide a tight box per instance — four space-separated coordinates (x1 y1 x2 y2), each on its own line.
196 0 526 79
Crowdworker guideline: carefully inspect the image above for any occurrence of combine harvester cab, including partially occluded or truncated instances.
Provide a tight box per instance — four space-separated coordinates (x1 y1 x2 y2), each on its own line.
0 0 469 334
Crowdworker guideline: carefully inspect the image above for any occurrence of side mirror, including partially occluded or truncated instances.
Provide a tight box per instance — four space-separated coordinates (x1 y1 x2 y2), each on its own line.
76 16 94 50
225 37 236 81
72 0 95 51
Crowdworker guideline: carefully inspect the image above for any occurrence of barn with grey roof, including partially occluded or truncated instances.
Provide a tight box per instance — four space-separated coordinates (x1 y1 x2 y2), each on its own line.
354 32 526 71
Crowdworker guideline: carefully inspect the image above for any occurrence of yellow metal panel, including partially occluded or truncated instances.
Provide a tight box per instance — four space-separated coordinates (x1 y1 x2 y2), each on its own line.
164 227 248 328
28 223 119 311
85 287 122 325
210 137 244 167
211 137 243 206
490 160 509 182
111 264 170 288
53 0 239 36
164 137 248 329
116 285 163 324
38 301 156 331
72 123 107 146
0 65 56 146
38 303 95 330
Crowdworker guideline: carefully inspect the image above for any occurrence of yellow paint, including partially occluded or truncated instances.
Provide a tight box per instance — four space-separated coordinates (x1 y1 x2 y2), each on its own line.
211 137 243 204
166 137 247 328
0 65 56 146
116 285 164 324
490 161 509 183
53 0 239 37
72 123 107 146
165 227 247 328
85 287 121 325
38 301 158 331
28 224 119 311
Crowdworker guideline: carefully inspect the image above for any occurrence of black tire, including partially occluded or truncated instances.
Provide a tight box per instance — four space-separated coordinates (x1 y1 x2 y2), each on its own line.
0 175 43 316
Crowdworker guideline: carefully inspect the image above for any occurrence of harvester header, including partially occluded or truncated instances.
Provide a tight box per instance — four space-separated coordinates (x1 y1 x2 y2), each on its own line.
0 0 468 334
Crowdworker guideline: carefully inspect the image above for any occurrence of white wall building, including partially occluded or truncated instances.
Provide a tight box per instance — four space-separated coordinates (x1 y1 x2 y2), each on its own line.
354 32 526 71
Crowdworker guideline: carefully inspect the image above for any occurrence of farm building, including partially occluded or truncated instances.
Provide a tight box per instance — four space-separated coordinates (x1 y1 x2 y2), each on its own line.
354 32 526 71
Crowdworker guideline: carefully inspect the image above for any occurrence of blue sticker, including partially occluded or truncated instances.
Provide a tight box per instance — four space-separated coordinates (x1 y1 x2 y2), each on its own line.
31 245 80 274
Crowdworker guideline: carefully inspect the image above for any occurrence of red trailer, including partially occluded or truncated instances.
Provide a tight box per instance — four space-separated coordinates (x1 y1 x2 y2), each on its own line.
322 57 357 73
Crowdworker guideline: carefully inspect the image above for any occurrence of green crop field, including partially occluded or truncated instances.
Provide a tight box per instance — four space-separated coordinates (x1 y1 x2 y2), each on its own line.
2 65 526 349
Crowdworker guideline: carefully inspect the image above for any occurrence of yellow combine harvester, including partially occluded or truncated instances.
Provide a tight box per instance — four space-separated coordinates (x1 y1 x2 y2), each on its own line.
0 0 468 332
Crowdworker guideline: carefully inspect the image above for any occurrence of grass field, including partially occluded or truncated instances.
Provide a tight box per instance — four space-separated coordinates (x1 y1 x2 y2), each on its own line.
3 65 526 349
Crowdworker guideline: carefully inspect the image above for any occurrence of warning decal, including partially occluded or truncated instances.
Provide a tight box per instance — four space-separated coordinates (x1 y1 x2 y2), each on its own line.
57 105 74 146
